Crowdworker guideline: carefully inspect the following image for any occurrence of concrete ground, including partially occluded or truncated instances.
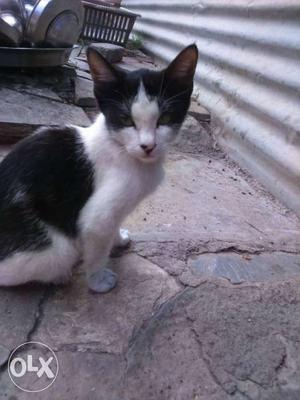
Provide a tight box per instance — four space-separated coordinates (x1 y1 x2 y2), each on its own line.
0 116 300 400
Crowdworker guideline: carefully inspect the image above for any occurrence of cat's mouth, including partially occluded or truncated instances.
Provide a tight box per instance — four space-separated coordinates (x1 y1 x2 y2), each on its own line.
125 146 160 163
137 152 158 163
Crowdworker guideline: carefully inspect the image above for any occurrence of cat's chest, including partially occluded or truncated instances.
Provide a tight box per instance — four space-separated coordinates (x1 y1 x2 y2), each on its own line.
97 165 159 198
89 162 163 218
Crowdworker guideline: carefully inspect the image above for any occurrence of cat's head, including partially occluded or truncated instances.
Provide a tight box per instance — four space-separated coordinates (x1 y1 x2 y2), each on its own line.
87 44 198 163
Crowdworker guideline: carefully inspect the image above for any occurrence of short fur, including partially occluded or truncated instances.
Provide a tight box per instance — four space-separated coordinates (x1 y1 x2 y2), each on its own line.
0 45 198 292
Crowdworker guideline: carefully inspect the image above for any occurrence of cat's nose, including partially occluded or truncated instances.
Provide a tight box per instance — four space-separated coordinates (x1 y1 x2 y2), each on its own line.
140 143 156 155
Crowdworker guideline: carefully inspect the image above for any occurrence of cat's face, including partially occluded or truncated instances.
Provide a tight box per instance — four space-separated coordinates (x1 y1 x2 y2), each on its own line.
87 45 198 163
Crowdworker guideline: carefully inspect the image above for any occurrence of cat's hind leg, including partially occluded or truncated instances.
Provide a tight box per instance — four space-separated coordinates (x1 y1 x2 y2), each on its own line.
0 230 79 287
113 228 131 249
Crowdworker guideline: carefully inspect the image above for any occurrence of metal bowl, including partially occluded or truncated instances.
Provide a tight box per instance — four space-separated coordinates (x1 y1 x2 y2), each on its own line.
0 15 20 45
24 0 37 18
0 46 72 67
25 0 84 47
0 0 26 45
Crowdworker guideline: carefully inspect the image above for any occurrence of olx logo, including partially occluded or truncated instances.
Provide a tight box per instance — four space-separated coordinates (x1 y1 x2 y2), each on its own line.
8 342 59 393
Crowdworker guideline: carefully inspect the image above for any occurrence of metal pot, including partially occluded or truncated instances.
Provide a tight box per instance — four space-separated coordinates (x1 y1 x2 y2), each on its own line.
0 0 26 46
24 0 36 19
25 0 84 47
0 45 72 67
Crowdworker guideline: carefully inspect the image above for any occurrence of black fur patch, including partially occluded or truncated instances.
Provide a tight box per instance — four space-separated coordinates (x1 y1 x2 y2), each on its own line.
94 67 193 132
0 126 94 261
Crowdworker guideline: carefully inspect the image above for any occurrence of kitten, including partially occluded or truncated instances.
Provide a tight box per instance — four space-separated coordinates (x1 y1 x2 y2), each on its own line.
0 44 198 293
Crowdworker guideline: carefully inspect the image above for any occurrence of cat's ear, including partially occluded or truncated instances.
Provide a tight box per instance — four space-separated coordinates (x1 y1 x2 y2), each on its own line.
87 47 118 85
165 44 198 82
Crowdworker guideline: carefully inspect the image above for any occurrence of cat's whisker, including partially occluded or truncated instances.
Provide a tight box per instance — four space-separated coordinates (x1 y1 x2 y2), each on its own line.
164 88 191 104
116 147 127 157
159 71 166 97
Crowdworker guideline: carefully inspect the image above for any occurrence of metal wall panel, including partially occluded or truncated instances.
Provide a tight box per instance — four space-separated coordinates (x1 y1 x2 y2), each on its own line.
124 0 300 216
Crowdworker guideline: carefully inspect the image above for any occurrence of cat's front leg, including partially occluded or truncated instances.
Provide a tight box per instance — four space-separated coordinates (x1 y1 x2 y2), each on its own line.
82 230 117 293
88 268 117 294
113 228 131 249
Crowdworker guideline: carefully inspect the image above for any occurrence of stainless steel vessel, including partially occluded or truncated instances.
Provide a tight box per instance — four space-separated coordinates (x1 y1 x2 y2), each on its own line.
0 45 72 67
0 0 26 45
0 0 83 48
24 0 36 19
25 0 84 47
0 0 83 66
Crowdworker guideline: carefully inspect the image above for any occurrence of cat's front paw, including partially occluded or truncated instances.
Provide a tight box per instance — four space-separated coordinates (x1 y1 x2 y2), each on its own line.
115 229 131 249
87 268 117 293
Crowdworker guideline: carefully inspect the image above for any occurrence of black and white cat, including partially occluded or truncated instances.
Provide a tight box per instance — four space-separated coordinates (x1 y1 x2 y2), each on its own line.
0 45 198 293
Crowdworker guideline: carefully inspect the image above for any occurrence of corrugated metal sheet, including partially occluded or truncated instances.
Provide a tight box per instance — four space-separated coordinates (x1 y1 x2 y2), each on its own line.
124 0 300 216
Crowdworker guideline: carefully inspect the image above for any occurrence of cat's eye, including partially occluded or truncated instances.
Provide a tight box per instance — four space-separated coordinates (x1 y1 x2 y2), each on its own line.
158 114 171 126
121 116 135 127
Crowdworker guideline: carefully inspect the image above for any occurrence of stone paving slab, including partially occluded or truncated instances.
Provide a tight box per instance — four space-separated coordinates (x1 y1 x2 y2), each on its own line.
125 280 300 400
90 43 125 63
0 66 77 103
74 77 97 108
0 285 45 367
0 88 90 143
32 254 181 355
2 280 300 399
188 252 300 284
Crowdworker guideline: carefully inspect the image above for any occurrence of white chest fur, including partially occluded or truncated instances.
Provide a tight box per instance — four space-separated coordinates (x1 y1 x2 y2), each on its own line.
76 116 164 236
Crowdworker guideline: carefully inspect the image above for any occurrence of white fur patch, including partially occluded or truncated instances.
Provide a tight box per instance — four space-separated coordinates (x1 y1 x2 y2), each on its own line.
78 115 164 233
131 81 160 134
0 228 79 286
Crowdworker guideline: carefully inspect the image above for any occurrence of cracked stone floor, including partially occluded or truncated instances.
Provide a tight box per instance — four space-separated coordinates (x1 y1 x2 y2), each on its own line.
0 116 300 400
